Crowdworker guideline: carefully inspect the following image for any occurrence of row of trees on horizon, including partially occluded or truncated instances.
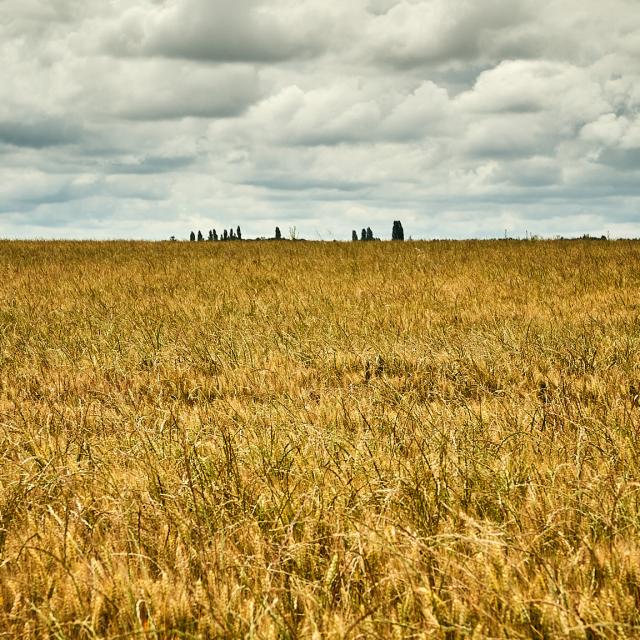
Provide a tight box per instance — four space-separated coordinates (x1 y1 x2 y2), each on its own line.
189 226 244 242
183 221 406 242
173 224 615 243
351 221 405 242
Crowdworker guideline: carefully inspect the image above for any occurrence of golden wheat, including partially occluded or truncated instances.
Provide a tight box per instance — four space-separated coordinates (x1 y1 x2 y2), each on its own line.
1 239 640 638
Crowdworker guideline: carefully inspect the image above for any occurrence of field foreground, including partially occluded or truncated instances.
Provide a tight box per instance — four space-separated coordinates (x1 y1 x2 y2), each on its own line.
1 239 640 638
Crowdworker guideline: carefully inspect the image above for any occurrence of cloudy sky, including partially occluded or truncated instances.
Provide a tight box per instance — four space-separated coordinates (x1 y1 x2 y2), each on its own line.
2 0 640 239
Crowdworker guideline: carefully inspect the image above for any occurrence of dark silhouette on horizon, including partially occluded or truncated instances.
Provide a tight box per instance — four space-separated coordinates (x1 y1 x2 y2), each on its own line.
184 220 405 242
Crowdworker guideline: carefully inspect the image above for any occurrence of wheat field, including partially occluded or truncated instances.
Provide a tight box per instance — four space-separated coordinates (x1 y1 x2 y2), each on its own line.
1 239 640 638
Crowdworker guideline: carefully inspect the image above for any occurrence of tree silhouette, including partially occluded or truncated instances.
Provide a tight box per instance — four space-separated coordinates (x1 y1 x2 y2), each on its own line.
229 228 235 240
352 230 358 241
197 230 204 242
223 229 228 241
213 229 218 241
190 231 196 242
392 220 405 241
275 226 282 240
208 230 213 241
366 227 373 241
237 226 242 240
361 228 367 241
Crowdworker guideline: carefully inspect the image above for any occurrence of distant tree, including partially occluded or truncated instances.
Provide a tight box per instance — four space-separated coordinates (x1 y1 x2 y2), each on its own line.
230 228 235 240
366 227 373 241
213 229 218 241
197 230 204 242
352 230 358 241
275 226 282 240
170 235 176 241
223 229 228 241
237 225 242 240
361 228 367 241
190 231 196 242
208 230 213 241
392 220 405 241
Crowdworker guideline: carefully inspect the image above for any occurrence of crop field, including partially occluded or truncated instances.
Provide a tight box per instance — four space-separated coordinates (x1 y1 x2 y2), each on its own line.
1 239 640 639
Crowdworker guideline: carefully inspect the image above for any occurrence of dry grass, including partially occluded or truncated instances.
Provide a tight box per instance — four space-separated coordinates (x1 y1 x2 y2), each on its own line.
1 239 640 639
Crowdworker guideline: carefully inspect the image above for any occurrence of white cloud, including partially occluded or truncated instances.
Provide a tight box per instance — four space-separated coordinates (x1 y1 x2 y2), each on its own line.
216 78 454 147
581 113 630 147
363 0 536 68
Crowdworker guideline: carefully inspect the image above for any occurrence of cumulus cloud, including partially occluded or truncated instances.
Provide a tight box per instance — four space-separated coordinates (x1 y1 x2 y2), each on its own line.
108 62 263 120
364 0 537 68
217 79 453 147
104 0 327 63
0 0 639 238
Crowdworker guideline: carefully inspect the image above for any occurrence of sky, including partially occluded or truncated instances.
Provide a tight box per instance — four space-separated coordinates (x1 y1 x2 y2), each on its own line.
1 0 640 240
